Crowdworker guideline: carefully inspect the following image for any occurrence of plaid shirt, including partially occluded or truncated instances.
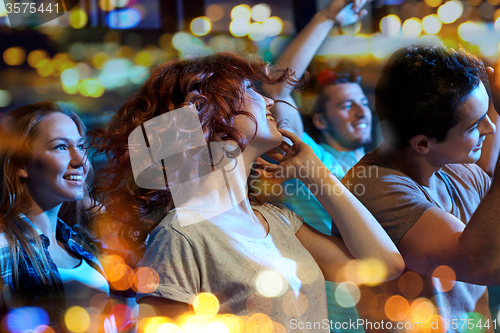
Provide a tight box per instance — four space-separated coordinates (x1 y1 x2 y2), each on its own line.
0 215 105 332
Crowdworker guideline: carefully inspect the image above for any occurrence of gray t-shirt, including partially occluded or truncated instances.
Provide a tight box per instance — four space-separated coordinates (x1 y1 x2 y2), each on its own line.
137 203 329 332
342 151 492 332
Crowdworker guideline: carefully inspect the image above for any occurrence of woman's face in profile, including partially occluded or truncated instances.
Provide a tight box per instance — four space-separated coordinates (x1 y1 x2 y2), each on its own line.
233 80 282 151
19 113 89 208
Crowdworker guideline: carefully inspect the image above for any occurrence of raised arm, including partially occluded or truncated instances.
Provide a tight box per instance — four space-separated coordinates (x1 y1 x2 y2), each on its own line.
265 0 370 138
476 64 500 177
259 129 404 282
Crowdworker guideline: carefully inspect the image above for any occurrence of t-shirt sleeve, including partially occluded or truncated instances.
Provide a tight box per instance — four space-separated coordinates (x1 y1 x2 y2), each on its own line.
136 221 200 305
342 168 434 245
269 203 305 234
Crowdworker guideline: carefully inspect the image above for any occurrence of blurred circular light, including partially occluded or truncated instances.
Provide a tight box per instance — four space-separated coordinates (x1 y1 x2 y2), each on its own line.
36 59 54 77
422 14 442 34
190 16 212 36
262 16 282 36
458 21 479 41
65 307 90 332
437 1 463 24
231 4 251 20
380 15 401 36
340 21 361 35
61 68 80 87
172 31 192 50
193 293 219 316
206 4 225 21
69 8 88 29
255 270 287 297
0 0 7 17
495 17 500 32
479 40 499 57
106 8 141 29
402 17 422 37
92 52 109 69
248 22 265 41
3 47 26 66
230 18 250 37
251 3 271 22
99 0 115 11
335 282 360 308
6 307 49 332
489 0 500 5
205 322 230 333
424 0 442 7
135 51 153 67
0 90 12 107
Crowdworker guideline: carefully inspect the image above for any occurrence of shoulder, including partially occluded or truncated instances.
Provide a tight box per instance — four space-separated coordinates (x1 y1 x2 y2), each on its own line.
254 203 304 233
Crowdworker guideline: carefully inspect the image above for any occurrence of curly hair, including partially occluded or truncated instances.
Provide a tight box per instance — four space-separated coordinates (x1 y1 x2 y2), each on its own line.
90 52 303 263
376 44 487 148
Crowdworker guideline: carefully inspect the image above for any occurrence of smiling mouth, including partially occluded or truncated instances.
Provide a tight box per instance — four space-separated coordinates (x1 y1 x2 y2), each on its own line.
63 175 84 181
353 123 368 129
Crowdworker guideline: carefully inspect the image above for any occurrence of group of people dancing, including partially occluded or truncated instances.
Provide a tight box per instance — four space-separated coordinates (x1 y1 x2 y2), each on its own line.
2 0 500 331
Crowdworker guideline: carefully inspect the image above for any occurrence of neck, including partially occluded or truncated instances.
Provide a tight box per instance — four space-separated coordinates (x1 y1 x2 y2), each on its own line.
322 134 365 159
378 141 441 187
24 203 62 239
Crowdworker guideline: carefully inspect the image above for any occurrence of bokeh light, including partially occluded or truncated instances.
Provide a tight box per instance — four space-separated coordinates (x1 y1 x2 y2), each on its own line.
422 14 442 34
341 21 362 35
437 1 463 24
245 313 273 333
432 265 456 292
69 8 88 29
282 291 309 317
192 293 219 316
0 90 12 107
106 8 142 29
110 304 135 331
205 322 230 333
251 4 271 22
262 16 283 36
3 47 26 66
231 4 251 21
27 50 49 68
402 18 422 37
335 282 360 308
230 19 250 37
0 0 6 17
206 4 225 21
424 0 442 7
36 59 54 77
409 298 436 323
380 15 401 36
5 307 49 332
255 270 287 297
384 295 409 321
248 22 265 41
458 21 480 41
190 17 212 36
398 271 423 298
65 306 90 333
495 18 500 32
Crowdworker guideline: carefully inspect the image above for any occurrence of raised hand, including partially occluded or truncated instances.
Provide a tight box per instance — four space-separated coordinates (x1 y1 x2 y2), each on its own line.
487 59 500 115
254 129 324 183
321 0 371 26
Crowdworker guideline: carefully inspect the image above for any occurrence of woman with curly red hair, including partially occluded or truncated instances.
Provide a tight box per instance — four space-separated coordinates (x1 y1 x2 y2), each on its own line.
90 52 403 331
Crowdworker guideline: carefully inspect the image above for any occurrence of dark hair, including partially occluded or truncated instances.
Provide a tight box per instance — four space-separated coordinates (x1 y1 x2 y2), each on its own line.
375 44 486 149
305 71 361 143
90 52 301 262
0 102 87 288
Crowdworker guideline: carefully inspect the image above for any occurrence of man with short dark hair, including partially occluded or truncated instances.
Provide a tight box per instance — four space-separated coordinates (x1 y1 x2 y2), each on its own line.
342 44 500 332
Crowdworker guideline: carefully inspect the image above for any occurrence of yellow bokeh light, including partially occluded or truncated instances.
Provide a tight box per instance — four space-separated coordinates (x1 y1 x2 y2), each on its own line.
69 8 88 29
248 22 265 41
424 0 442 7
0 90 12 107
262 16 282 36
402 18 422 37
206 4 225 22
92 52 109 69
141 317 174 333
246 313 273 333
134 267 160 294
36 59 54 77
231 4 251 20
334 282 360 308
157 323 182 333
380 15 401 36
230 18 251 37
65 306 90 333
495 9 500 22
204 322 230 333
135 51 153 67
458 21 479 41
192 293 220 316
251 3 271 22
79 78 105 98
356 258 388 285
3 47 26 66
467 0 482 5
99 0 115 11
63 83 79 94
27 50 49 68
255 270 287 297
489 0 500 5
341 21 362 35
410 298 436 323
190 16 212 36
422 14 442 34
438 1 463 24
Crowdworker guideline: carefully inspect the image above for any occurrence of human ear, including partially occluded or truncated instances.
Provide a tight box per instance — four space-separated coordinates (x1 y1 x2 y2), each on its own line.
17 166 28 179
312 114 328 131
409 135 431 154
